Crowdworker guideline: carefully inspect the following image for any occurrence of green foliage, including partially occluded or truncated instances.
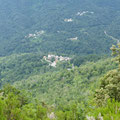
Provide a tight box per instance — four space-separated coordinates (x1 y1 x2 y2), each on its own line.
1 1 120 119
94 69 120 106
87 99 120 120
56 102 86 120
0 0 119 56
0 85 49 120
13 58 117 105
70 54 107 67
0 99 6 120
0 52 116 106
0 53 57 87
0 46 119 119
95 43 120 106
111 43 120 68
87 43 120 119
0 85 88 120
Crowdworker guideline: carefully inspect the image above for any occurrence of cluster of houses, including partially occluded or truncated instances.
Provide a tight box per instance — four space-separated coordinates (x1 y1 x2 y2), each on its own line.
76 11 94 16
43 54 71 67
64 18 73 22
64 11 94 23
25 30 45 39
69 37 78 41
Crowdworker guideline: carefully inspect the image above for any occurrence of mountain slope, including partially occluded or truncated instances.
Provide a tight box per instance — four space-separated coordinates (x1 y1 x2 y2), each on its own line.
1 0 120 56
13 58 117 104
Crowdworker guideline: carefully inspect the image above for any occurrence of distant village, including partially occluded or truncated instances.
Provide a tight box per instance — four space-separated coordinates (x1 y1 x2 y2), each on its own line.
43 54 71 67
76 11 94 16
64 18 73 22
25 30 45 39
64 11 94 23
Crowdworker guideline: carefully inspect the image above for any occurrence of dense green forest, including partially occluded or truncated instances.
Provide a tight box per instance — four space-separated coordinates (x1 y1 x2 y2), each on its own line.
0 45 120 119
1 0 120 119
0 0 120 56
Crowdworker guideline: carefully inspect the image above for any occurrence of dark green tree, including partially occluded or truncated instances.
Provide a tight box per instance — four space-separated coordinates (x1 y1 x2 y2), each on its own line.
95 43 120 106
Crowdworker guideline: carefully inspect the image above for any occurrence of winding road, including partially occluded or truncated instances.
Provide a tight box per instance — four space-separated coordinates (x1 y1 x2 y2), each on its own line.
104 31 120 43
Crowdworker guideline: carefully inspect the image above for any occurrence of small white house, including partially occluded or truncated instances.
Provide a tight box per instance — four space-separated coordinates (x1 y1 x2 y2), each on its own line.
64 18 73 22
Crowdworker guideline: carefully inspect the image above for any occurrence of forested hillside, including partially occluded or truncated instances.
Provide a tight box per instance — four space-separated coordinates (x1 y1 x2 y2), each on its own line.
0 52 116 103
14 58 117 105
1 0 120 56
0 46 120 119
1 0 120 119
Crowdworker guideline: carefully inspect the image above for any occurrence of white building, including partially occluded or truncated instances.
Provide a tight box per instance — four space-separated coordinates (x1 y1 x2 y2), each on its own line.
64 18 73 22
50 61 57 67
